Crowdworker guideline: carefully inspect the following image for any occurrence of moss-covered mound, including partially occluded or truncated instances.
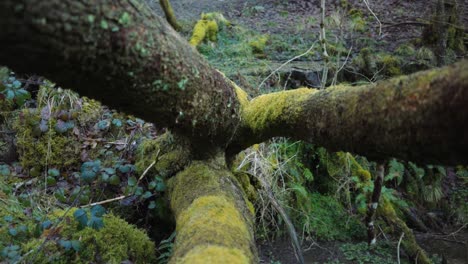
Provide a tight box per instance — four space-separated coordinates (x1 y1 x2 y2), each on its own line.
20 209 156 264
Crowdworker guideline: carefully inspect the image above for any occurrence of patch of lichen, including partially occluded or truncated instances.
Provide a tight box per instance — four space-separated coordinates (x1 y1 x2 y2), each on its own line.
22 209 156 264
13 108 80 171
242 88 316 133
170 196 253 263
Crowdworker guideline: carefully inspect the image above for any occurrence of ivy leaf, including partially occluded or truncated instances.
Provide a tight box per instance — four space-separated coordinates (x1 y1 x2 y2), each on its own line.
148 181 157 190
118 164 133 173
59 239 72 251
73 209 88 229
156 181 166 192
109 175 121 186
103 168 116 175
8 228 18 236
0 165 10 176
148 201 156 209
55 120 68 133
48 168 60 177
87 216 104 230
97 120 110 130
14 89 30 106
39 119 49 132
71 240 81 252
6 90 14 100
142 191 152 199
127 176 137 187
12 80 21 89
112 118 122 127
40 106 51 120
90 205 106 217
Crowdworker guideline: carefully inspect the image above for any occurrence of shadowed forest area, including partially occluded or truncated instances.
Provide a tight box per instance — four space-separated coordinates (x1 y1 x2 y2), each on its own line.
0 0 467 263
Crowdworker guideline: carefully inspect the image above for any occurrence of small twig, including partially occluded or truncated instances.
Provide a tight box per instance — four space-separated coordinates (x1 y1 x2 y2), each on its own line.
137 157 158 185
258 41 318 90
397 232 405 264
332 46 353 86
81 195 127 208
363 0 382 36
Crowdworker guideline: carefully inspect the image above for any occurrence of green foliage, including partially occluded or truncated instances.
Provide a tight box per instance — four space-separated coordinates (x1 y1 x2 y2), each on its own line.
306 193 365 241
157 231 176 264
0 73 31 107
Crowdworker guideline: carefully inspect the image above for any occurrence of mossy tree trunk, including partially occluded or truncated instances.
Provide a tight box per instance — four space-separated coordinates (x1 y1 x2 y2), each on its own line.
1 1 468 263
159 0 182 31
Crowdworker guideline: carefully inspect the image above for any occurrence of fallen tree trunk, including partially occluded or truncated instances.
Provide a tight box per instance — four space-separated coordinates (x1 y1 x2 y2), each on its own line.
168 157 257 263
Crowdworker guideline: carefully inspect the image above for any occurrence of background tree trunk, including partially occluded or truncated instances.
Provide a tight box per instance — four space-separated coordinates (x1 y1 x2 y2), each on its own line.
159 0 182 31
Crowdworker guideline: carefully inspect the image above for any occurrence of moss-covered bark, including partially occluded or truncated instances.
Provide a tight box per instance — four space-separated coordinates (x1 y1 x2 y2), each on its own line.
0 0 241 150
168 156 257 263
159 0 181 31
232 60 468 165
379 199 432 264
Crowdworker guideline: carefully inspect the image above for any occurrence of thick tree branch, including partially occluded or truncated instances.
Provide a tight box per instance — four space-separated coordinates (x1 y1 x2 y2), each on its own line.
232 60 468 165
0 0 241 149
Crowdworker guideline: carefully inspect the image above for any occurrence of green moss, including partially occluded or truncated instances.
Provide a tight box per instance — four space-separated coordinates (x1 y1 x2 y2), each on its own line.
307 192 365 241
233 172 257 205
135 132 191 179
168 160 256 262
176 245 249 264
172 195 253 262
189 18 219 47
395 43 416 57
378 54 402 76
243 88 316 133
378 199 432 264
13 109 80 171
22 209 156 264
249 35 269 54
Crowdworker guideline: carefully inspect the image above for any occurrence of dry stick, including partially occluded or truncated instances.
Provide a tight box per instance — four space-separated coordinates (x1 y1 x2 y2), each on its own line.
258 41 317 90
319 0 329 89
363 0 382 36
366 164 384 246
332 46 353 86
256 175 305 264
397 232 405 264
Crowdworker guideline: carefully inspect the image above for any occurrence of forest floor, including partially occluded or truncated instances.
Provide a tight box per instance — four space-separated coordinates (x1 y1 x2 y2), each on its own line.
147 0 468 263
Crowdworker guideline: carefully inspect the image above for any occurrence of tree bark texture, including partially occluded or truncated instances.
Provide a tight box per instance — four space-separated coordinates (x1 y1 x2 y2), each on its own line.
1 0 468 165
